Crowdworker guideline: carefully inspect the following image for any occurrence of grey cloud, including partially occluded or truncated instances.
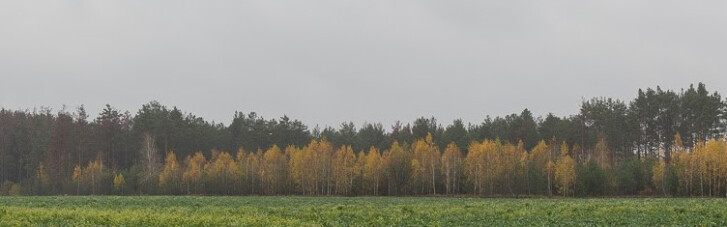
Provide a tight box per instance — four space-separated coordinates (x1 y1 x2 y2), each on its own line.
1 0 725 128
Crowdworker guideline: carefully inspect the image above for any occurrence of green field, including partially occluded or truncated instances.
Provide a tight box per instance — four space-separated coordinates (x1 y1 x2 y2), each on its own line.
1 197 726 226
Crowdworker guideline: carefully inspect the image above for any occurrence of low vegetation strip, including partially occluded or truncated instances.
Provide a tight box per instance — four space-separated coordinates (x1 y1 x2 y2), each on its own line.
0 197 726 226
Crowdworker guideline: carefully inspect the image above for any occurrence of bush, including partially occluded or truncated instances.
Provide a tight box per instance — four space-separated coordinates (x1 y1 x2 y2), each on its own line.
8 184 21 196
0 181 21 196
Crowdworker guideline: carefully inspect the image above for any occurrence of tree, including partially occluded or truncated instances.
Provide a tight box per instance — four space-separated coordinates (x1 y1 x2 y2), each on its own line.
113 173 126 194
138 132 160 194
412 117 438 141
555 143 575 197
539 114 574 146
555 154 575 196
72 157 107 195
578 159 606 196
513 109 539 150
339 122 357 146
390 121 413 145
318 139 334 195
332 145 356 195
498 142 526 196
594 136 611 169
353 151 366 195
8 182 21 196
580 98 633 162
412 133 440 194
680 83 724 146
261 145 287 195
182 152 206 194
363 147 383 195
384 141 412 195
299 139 334 195
158 151 181 194
409 159 425 195
45 110 75 194
546 160 555 196
356 123 389 152
466 140 499 195
442 120 469 153
34 163 49 195
288 146 305 194
652 160 666 196
243 150 262 194
205 151 239 195
95 104 125 169
529 140 550 195
72 165 82 194
84 159 105 195
0 83 726 197
441 142 462 194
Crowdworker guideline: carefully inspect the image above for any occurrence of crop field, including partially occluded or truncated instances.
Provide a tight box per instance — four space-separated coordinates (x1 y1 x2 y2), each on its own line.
1 197 726 226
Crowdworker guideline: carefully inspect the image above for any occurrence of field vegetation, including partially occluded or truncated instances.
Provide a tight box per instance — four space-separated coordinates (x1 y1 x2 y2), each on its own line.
1 197 727 226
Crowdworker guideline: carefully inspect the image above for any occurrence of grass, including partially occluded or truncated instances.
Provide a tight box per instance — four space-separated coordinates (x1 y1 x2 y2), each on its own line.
1 196 726 226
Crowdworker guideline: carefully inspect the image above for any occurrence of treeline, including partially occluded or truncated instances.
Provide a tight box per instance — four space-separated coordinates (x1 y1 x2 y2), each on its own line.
0 83 725 196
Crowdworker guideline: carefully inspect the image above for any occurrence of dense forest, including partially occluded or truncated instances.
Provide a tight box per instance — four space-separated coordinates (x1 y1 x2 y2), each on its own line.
0 83 725 197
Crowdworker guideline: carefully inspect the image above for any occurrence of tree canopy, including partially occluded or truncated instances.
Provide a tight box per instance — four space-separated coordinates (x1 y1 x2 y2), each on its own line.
0 83 726 196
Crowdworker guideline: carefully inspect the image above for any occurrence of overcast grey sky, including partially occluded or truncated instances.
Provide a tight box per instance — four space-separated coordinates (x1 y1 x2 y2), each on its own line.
1 1 726 128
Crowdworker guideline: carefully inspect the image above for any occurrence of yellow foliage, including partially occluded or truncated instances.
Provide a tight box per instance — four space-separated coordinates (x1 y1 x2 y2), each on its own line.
412 133 440 194
594 137 610 168
354 151 366 193
529 141 549 173
651 134 718 196
244 150 262 193
441 143 462 194
364 147 383 195
159 151 180 189
465 140 499 195
182 152 207 194
288 146 305 193
298 139 334 195
72 165 82 182
262 145 287 194
554 155 575 196
205 151 239 194
673 133 684 152
332 145 356 195
114 173 126 191
409 159 424 193
36 163 49 186
70 159 106 194
560 141 569 157
9 183 21 196
382 141 411 195
652 160 666 195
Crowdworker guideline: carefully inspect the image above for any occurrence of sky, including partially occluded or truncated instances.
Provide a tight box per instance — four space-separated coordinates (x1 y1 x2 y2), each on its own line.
1 1 726 128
